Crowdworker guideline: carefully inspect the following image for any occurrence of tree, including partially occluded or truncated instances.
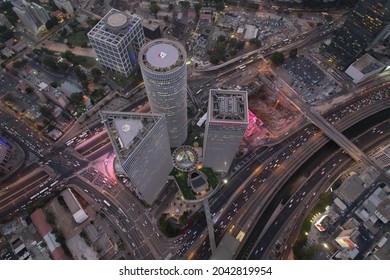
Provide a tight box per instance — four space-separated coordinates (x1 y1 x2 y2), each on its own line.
325 15 333 22
215 2 225 12
229 37 238 49
46 211 55 225
89 88 105 104
194 3 202 14
217 35 226 42
69 92 85 111
50 81 58 88
42 56 58 70
0 26 14 41
150 2 160 17
91 67 102 83
247 2 259 11
297 13 303 19
45 17 59 30
25 87 34 94
40 106 53 119
289 48 298 59
73 66 87 82
237 40 245 50
179 1 190 9
249 38 261 47
13 59 26 69
59 28 68 37
62 50 75 62
0 2 19 25
270 51 285 66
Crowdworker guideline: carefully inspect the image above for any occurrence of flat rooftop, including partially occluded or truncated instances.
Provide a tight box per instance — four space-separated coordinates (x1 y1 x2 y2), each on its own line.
335 174 366 205
100 111 164 162
87 8 141 45
351 53 385 74
139 39 186 73
209 89 248 123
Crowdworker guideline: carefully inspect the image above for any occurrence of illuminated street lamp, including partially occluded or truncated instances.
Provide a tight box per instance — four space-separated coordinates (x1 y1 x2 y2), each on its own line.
223 179 228 184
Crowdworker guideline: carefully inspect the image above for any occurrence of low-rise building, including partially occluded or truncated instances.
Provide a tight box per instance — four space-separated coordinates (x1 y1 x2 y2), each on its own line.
1 47 14 58
345 54 385 83
371 143 390 168
355 184 390 224
335 228 359 249
61 188 88 224
30 209 68 260
335 174 367 205
366 233 390 260
142 19 161 40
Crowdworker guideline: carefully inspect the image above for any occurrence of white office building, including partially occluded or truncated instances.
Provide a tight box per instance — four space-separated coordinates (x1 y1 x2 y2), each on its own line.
138 39 188 148
12 0 50 34
203 89 249 173
88 8 145 77
100 111 172 205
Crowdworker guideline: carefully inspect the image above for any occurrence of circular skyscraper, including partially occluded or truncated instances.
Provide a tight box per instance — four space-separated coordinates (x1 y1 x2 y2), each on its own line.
138 39 188 148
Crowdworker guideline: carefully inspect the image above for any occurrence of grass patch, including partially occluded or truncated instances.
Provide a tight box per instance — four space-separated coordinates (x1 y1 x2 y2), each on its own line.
200 167 219 189
185 125 204 147
108 71 130 88
67 31 89 47
75 56 97 68
158 214 180 237
170 168 196 200
293 192 333 259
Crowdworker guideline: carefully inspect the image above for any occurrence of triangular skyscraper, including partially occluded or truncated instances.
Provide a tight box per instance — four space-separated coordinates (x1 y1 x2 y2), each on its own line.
100 111 172 205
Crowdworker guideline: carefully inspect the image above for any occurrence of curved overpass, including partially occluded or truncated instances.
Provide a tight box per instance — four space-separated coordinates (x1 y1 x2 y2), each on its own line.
189 87 390 259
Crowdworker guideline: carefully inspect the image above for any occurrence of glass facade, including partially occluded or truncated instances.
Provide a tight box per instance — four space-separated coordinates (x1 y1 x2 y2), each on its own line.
139 39 188 148
321 0 390 69
100 111 172 205
203 90 249 173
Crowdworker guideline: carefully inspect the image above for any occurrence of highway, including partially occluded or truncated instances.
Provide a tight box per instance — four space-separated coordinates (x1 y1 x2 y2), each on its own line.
249 119 390 259
277 77 388 170
184 87 389 260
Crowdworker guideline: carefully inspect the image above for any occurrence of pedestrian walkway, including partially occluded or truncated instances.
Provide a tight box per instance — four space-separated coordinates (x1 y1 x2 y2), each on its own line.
40 41 96 58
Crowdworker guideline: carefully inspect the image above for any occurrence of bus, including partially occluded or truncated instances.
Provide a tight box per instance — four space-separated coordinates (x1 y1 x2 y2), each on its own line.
50 180 59 187
196 89 203 95
103 200 111 207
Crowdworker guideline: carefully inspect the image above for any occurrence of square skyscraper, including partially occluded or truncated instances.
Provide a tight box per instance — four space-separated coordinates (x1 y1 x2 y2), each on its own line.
203 89 249 173
88 8 145 77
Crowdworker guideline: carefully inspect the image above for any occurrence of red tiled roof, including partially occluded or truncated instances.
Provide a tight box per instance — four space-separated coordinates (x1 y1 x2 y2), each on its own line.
30 208 52 237
52 10 62 17
52 247 69 260
18 82 28 92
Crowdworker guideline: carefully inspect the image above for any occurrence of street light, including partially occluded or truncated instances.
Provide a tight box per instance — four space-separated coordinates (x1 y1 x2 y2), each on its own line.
223 179 228 184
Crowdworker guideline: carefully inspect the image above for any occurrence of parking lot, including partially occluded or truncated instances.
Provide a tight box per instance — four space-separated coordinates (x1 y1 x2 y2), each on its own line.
279 54 339 103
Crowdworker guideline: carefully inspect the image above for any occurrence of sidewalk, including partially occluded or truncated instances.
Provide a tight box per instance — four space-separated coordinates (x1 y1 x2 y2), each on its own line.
40 41 97 58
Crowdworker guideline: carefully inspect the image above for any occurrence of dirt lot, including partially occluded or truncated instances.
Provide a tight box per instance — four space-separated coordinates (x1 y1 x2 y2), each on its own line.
248 86 302 136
